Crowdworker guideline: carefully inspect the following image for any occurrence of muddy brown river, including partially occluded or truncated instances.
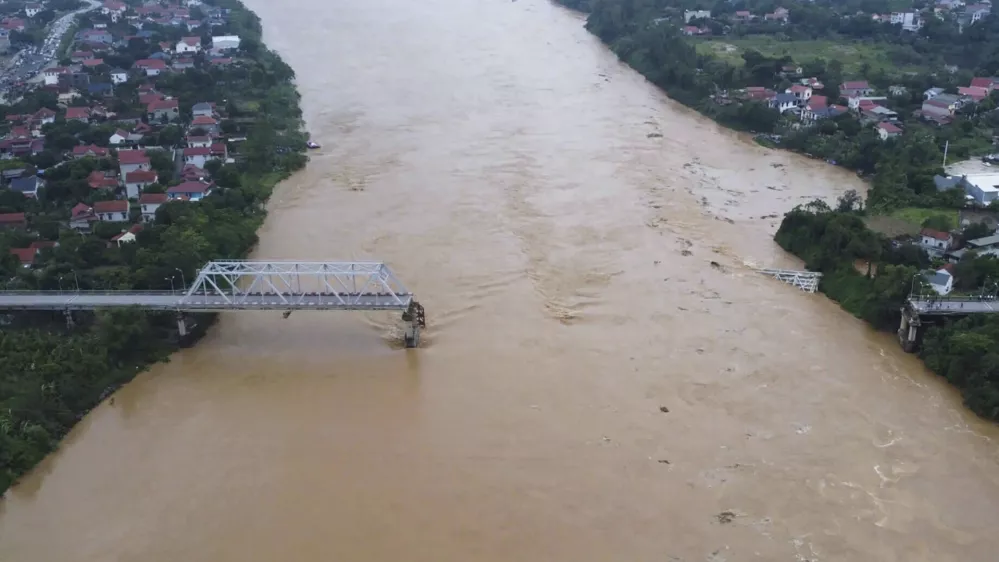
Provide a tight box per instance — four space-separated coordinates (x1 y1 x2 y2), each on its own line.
3 0 999 560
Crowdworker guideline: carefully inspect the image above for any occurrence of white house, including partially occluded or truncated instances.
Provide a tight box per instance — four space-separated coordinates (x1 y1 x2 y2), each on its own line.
42 67 70 86
109 129 129 145
923 268 954 295
176 36 201 53
211 35 240 51
111 224 143 246
93 200 129 222
769 93 799 113
110 67 128 84
139 192 167 222
124 170 158 199
183 146 210 168
877 122 902 140
920 228 955 252
24 3 42 17
117 150 150 177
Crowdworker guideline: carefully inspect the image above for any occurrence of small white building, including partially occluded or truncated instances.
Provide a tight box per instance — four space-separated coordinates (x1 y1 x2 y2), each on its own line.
176 36 201 53
920 228 955 252
211 35 240 51
110 68 128 84
923 268 954 295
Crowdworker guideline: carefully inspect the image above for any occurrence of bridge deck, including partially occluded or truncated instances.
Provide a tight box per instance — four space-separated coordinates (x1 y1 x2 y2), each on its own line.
909 299 998 315
0 292 414 312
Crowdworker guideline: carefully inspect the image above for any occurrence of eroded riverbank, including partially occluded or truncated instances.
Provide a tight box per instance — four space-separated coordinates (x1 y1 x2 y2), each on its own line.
2 0 999 560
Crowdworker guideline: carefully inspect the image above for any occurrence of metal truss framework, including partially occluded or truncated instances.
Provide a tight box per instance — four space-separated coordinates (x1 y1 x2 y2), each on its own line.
184 260 414 309
756 268 822 294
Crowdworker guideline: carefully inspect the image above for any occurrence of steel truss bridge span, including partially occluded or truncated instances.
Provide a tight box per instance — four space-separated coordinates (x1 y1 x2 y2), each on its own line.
0 260 427 347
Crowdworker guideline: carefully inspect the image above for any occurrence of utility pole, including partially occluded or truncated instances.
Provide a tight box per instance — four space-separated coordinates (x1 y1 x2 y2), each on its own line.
942 139 950 170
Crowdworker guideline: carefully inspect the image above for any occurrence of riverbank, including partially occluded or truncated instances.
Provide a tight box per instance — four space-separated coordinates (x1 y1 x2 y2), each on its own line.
0 0 308 494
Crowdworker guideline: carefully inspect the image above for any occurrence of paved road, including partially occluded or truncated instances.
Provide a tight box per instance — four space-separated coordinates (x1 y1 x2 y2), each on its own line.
909 298 999 315
0 0 100 100
0 291 414 311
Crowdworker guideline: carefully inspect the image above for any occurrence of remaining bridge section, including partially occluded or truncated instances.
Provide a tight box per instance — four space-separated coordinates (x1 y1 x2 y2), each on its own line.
0 260 427 347
755 268 822 293
898 296 999 353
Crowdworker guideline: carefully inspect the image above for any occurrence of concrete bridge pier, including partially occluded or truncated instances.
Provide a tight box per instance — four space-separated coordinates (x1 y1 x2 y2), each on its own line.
64 309 74 329
402 301 426 348
176 313 188 337
898 308 921 353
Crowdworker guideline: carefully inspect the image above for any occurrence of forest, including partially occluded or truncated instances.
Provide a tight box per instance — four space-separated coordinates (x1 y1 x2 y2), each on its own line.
0 0 307 493
775 199 999 421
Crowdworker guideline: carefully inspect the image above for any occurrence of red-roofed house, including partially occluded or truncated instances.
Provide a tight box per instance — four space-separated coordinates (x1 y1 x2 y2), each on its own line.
102 0 126 21
970 77 999 91
147 98 179 122
176 36 201 53
877 121 902 140
181 164 208 181
134 59 168 76
111 223 143 246
183 146 211 167
70 202 97 230
920 228 955 251
42 66 70 86
138 91 164 106
117 150 150 177
72 144 109 159
82 58 105 68
88 170 119 190
959 86 989 102
93 200 129 222
66 106 91 123
190 114 218 135
124 170 158 199
139 192 168 222
841 81 874 97
31 107 56 126
0 212 27 229
2 18 26 32
787 84 812 102
9 247 37 268
167 180 213 201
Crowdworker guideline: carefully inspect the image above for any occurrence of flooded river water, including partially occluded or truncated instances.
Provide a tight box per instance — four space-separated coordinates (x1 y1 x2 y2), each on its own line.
3 0 999 560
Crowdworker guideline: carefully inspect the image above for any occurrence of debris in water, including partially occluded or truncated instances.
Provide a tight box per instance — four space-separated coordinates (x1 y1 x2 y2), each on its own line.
647 132 663 138
659 406 669 413
716 511 736 524
681 250 693 256
658 459 670 464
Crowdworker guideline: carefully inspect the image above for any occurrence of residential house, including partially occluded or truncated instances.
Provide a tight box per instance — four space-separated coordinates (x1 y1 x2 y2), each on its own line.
682 25 709 35
210 142 227 161
963 234 999 258
924 87 945 100
0 212 27 229
66 106 91 123
2 18 26 32
32 107 56 126
183 146 211 168
862 105 899 123
167 180 213 201
110 67 129 84
970 76 999 91
176 36 201 53
88 82 114 97
877 121 902 140
209 57 232 67
87 170 119 190
79 29 113 44
148 51 171 61
82 58 105 69
210 35 240 51
922 93 963 121
187 135 211 148
191 102 214 118
920 228 955 252
24 4 42 17
924 267 954 295
959 173 999 205
117 150 150 177
181 164 208 181
765 7 790 22
841 81 874 97
890 12 923 31
9 247 36 268
769 92 798 113
780 65 803 78
801 77 824 90
72 144 109 159
111 224 143 246
42 66 71 86
190 115 219 135
1 168 27 185
889 85 908 96
94 200 129 222
124 170 158 199
787 84 812 102
70 51 94 63
147 98 180 122
102 0 127 21
139 192 168 222
958 85 989 102
734 10 753 21
134 59 168 76
69 202 98 230
960 3 990 27
10 176 43 198
109 129 130 145
172 57 195 70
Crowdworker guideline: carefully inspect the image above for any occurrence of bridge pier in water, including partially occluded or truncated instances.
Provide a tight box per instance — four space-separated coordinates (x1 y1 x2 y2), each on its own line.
176 313 188 337
898 307 922 353
402 301 426 348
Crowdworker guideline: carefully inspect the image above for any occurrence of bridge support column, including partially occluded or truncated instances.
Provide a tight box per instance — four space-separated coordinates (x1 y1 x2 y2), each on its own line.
64 309 74 329
898 308 921 353
401 301 426 349
176 313 188 337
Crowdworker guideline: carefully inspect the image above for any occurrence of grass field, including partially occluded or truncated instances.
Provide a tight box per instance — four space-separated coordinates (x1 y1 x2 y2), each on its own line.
693 37 921 75
865 207 961 237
